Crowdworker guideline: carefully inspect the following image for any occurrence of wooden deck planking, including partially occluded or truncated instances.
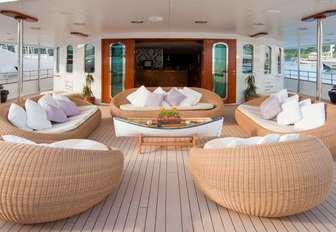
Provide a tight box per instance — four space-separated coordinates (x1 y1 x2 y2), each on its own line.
0 105 336 232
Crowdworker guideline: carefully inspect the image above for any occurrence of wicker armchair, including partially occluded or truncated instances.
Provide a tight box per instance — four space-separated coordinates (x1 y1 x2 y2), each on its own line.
235 96 336 156
110 87 224 119
0 140 124 224
189 136 334 217
0 95 101 143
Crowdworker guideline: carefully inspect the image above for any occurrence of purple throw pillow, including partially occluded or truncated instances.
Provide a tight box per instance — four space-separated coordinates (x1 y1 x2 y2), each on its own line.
57 99 80 117
45 104 68 123
260 96 282 120
145 92 165 107
164 88 187 106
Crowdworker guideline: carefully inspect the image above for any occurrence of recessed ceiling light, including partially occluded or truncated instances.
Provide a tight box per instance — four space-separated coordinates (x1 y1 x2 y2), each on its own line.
148 16 163 22
30 27 40 30
254 23 265 26
328 33 334 35
325 39 332 41
7 38 15 41
131 20 143 24
60 11 73 15
195 20 208 24
5 32 11 34
298 27 308 31
267 10 281 14
73 22 86 26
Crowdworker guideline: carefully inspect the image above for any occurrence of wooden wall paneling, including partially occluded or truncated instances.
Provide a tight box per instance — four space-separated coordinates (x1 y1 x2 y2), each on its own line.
201 40 213 91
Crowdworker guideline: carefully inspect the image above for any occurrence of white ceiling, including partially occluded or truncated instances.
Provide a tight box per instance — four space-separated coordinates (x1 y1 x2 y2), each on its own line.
0 0 336 48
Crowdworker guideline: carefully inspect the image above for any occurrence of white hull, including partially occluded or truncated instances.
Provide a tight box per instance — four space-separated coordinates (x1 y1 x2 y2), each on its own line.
113 117 224 137
323 60 336 69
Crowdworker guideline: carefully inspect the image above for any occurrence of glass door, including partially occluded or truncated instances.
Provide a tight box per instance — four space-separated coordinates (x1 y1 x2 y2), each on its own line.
212 43 228 99
110 43 126 97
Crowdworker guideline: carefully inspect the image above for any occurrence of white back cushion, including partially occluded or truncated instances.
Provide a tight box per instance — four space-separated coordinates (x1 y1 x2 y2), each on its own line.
294 103 325 130
278 134 300 142
25 99 52 130
204 137 239 149
178 89 197 106
183 87 202 105
52 92 71 102
7 103 32 131
271 89 288 104
226 136 263 148
277 98 301 125
126 85 150 107
2 135 37 145
38 93 58 108
298 98 311 108
257 134 280 144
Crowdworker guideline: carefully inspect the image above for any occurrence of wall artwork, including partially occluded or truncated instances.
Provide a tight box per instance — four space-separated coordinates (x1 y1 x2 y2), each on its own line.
136 48 163 69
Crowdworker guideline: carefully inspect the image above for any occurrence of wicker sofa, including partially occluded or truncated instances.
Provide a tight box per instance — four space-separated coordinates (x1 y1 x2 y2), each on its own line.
189 136 334 217
110 87 224 118
235 96 336 156
0 95 101 143
0 140 124 224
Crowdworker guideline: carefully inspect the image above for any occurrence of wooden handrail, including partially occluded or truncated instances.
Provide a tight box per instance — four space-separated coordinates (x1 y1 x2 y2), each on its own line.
302 9 336 22
0 10 38 22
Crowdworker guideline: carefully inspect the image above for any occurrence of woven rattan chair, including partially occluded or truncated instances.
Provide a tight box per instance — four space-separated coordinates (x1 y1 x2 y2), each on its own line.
189 136 334 217
0 140 124 224
235 96 336 156
110 87 224 118
0 95 101 143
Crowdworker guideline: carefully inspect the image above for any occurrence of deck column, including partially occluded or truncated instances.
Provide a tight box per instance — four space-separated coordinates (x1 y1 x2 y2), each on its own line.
316 18 323 101
17 18 24 102
37 42 41 93
297 39 301 93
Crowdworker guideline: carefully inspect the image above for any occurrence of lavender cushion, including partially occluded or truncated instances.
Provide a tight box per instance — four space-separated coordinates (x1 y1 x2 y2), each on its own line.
57 99 80 116
260 96 281 119
164 88 187 106
145 92 165 107
45 104 68 123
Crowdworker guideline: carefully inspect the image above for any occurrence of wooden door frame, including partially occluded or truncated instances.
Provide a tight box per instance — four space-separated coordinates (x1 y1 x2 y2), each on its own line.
202 39 236 104
101 39 135 103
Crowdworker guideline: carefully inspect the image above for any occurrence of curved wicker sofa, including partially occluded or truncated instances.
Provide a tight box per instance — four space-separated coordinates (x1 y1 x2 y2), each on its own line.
0 95 101 143
0 140 124 224
110 87 224 118
189 136 334 217
235 96 336 156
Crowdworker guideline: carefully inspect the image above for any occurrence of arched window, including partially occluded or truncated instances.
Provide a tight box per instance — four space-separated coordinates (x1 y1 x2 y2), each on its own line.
84 43 95 73
56 47 60 73
242 44 253 74
212 43 228 99
277 48 282 74
264 46 272 74
66 45 73 73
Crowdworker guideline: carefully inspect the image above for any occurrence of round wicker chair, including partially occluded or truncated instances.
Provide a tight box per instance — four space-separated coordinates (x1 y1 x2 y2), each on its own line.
0 140 124 224
189 136 334 217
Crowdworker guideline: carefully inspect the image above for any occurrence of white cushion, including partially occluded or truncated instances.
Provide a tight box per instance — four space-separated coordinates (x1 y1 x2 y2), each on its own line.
298 98 311 108
271 89 288 104
153 87 167 95
226 136 264 148
278 133 300 142
7 103 32 131
161 101 171 107
183 87 202 105
285 94 299 103
294 103 325 130
52 92 71 102
25 99 52 130
126 85 150 107
277 98 301 125
204 137 239 149
178 89 197 107
119 102 214 111
257 134 280 144
50 139 109 150
38 93 58 108
2 135 37 145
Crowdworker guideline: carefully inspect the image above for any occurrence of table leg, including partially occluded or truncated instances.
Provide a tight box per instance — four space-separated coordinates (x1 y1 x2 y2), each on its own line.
192 134 196 146
138 134 142 154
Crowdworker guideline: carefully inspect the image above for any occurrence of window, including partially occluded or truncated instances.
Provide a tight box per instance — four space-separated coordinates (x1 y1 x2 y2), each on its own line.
66 45 73 73
264 46 271 74
242 44 253 74
56 47 60 73
84 43 95 73
212 43 228 99
277 48 282 74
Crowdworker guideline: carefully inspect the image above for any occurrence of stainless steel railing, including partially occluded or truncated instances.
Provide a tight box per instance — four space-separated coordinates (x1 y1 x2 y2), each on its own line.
284 68 336 85
0 68 54 84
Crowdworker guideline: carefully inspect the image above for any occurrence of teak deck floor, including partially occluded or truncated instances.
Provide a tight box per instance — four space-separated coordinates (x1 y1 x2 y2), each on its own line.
0 105 336 232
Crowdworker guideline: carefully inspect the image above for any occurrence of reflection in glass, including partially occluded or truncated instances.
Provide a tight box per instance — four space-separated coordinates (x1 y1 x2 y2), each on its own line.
277 48 282 74
242 44 253 74
66 45 73 73
110 43 125 97
212 43 228 99
264 46 271 74
84 44 95 73
56 47 60 73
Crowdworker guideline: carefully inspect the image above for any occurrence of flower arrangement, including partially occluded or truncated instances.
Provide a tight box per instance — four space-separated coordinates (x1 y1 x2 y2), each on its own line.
157 106 181 124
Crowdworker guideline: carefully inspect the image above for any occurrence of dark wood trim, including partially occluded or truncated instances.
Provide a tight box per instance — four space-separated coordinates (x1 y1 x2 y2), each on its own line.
0 10 38 22
136 39 203 44
250 32 268 38
70 32 88 37
101 39 135 103
302 9 336 22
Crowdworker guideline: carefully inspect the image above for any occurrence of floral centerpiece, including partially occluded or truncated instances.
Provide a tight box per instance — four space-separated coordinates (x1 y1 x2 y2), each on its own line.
157 106 181 124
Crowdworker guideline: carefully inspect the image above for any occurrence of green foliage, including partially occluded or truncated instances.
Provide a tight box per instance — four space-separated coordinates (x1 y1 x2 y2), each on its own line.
0 84 3 91
157 110 180 118
82 73 94 97
243 73 257 98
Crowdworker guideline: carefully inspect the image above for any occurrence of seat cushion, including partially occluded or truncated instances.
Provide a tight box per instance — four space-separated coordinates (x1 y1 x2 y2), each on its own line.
119 103 214 111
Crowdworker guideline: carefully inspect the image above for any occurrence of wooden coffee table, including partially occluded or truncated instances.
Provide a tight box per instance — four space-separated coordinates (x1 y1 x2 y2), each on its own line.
113 117 223 153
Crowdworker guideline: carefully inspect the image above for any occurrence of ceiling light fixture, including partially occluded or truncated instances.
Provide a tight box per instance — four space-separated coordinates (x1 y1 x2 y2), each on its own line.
148 16 163 22
131 20 143 24
0 0 19 3
298 27 308 31
70 32 88 37
195 20 208 24
250 32 268 38
72 22 86 26
7 38 15 40
60 11 73 15
254 23 265 26
30 26 40 30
